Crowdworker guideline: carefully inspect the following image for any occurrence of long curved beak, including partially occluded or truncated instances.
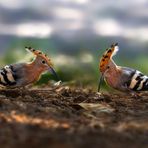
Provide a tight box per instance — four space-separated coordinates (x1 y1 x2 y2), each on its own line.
98 73 104 92
48 67 60 81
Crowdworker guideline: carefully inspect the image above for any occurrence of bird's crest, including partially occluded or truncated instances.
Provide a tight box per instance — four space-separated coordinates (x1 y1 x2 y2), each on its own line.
25 47 53 66
99 43 119 72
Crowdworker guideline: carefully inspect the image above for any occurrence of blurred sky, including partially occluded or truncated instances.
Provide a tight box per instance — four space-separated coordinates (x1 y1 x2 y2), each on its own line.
0 0 148 53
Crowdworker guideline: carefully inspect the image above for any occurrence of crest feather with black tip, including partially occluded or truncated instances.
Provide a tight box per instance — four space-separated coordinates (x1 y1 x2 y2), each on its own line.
99 43 119 72
25 47 53 66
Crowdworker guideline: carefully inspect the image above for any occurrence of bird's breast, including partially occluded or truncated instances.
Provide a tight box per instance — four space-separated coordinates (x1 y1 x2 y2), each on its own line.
104 69 121 89
105 77 117 88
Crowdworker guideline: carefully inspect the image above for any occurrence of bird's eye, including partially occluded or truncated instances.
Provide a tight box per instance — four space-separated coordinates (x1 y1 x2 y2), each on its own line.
107 66 110 69
42 60 46 64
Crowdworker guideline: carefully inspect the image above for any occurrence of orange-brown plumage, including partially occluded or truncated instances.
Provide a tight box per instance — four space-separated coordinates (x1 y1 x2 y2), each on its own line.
99 43 118 73
26 47 53 67
98 43 148 93
0 47 60 88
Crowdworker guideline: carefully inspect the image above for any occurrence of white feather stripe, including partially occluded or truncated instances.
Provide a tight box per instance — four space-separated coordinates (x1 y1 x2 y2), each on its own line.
129 71 141 89
137 77 147 90
4 66 15 82
0 74 6 84
111 45 119 57
25 47 35 53
6 72 15 82
129 79 138 89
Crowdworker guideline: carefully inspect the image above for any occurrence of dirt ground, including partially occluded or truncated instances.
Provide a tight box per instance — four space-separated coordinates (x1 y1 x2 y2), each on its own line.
0 85 148 148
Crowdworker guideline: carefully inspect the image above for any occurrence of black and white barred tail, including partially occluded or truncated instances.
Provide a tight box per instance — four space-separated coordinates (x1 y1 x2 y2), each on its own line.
128 70 148 91
0 65 16 87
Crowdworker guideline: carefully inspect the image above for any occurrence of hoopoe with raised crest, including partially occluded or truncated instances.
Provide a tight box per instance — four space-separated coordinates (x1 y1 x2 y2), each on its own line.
0 47 61 88
98 43 148 94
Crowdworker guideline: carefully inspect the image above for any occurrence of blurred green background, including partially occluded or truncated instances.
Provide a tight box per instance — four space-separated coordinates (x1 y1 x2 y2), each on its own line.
0 0 148 91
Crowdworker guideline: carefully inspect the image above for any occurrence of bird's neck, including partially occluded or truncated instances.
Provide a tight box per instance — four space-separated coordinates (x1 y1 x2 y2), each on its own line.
25 60 45 83
28 60 44 73
104 61 121 88
103 59 118 80
104 60 119 77
109 60 117 69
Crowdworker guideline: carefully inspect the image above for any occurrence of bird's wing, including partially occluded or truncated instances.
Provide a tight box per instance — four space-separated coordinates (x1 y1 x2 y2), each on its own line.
0 65 17 86
0 63 27 87
120 67 148 91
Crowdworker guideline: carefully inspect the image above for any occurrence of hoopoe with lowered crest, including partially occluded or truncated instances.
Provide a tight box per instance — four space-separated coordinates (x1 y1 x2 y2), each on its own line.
98 43 148 94
0 47 61 88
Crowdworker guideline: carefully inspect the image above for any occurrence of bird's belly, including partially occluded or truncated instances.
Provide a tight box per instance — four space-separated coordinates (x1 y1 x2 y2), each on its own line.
26 73 41 84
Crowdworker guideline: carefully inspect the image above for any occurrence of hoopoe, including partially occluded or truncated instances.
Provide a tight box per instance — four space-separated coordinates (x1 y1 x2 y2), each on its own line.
98 43 148 94
0 47 60 88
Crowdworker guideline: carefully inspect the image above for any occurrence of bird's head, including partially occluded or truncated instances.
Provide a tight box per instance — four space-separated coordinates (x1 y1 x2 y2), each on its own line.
25 47 60 81
98 43 119 91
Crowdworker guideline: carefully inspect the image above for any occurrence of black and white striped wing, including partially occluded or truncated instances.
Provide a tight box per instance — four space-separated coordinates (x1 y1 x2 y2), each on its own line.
128 70 148 91
0 65 17 87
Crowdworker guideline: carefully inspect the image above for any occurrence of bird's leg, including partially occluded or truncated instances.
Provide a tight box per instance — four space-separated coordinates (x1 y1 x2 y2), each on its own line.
98 74 104 92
